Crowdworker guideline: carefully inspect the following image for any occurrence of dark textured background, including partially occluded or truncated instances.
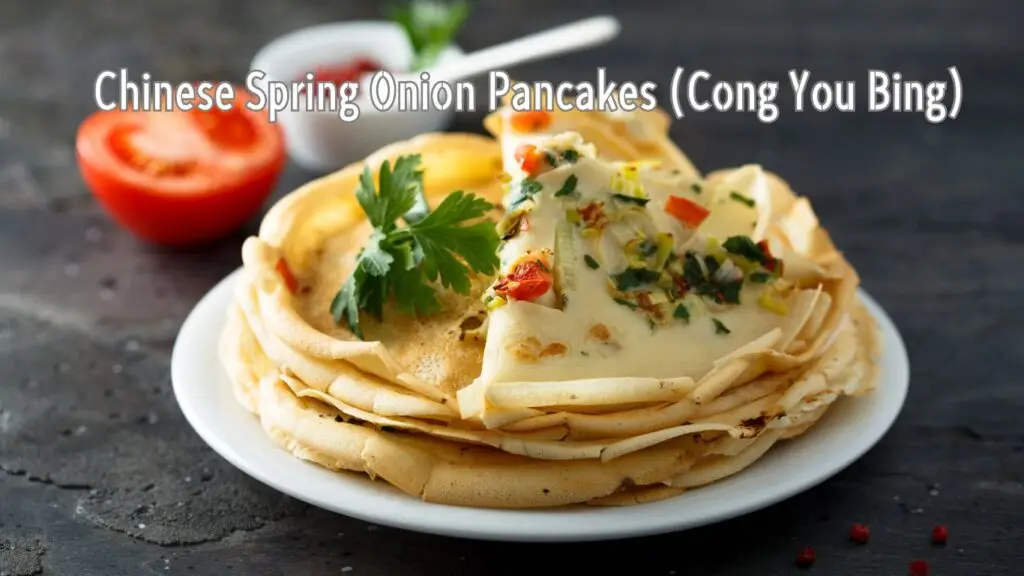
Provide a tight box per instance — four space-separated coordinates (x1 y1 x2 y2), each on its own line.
1 1 1021 575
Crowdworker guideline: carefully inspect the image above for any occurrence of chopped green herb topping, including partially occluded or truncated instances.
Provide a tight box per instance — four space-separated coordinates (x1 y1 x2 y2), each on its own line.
613 268 661 291
729 191 755 207
673 304 690 322
749 271 772 283
703 254 721 276
691 183 702 194
719 280 742 304
722 235 768 265
682 252 706 287
560 149 580 163
584 254 600 269
611 193 650 207
554 174 578 197
509 178 543 207
712 318 731 334
613 297 638 309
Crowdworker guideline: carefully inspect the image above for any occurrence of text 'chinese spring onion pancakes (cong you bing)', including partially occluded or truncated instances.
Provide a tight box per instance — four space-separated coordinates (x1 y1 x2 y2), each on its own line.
219 91 881 508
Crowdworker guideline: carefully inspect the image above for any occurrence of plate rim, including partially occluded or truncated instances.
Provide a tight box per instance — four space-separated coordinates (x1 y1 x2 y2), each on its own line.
171 267 909 542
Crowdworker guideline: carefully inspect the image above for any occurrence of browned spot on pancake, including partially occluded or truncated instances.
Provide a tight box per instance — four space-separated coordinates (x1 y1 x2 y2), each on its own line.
540 343 568 358
588 323 611 342
507 336 543 363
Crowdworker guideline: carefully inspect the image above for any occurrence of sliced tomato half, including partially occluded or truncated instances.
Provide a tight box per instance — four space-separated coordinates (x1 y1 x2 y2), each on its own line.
76 85 286 246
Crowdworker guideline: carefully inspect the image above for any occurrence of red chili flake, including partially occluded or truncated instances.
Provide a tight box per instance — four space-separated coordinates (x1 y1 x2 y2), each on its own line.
909 559 929 576
671 275 688 298
275 257 300 294
849 523 870 544
795 546 815 568
931 524 948 545
578 202 607 229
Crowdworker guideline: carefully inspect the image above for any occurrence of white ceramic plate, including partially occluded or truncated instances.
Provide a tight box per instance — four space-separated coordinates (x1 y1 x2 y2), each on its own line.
172 268 909 542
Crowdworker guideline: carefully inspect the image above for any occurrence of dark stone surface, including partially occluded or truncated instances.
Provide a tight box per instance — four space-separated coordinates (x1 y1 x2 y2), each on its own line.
0 0 1021 574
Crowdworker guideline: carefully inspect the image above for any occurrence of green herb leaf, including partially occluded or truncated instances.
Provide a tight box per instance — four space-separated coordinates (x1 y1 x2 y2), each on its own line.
388 1 470 71
554 174 578 197
407 191 500 294
611 193 650 207
673 304 690 322
691 183 702 194
360 230 395 277
729 191 755 207
722 235 768 265
509 178 543 207
560 149 580 164
719 280 742 304
613 297 638 309
331 156 500 338
749 271 772 283
584 254 600 269
703 254 720 276
613 268 661 291
712 318 731 334
682 252 706 286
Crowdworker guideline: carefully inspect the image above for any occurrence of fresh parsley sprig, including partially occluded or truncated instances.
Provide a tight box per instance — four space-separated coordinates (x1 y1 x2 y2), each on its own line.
330 154 499 339
388 0 471 71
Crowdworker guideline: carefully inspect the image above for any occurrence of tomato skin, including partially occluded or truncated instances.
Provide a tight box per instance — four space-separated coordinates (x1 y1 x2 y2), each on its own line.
495 257 553 302
76 86 286 246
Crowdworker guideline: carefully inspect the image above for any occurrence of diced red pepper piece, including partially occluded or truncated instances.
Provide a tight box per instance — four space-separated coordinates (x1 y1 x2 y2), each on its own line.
931 524 948 545
276 257 300 294
664 195 710 228
909 560 929 576
514 144 547 176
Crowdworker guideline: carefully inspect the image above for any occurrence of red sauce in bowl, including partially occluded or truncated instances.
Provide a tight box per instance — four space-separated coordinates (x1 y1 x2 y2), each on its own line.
301 57 383 86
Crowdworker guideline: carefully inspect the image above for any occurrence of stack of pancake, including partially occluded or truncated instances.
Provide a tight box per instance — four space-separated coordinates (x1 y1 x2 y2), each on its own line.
219 102 879 508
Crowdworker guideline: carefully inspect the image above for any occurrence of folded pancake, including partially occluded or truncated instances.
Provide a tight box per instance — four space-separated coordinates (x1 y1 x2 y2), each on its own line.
237 133 505 411
459 120 860 430
483 94 700 181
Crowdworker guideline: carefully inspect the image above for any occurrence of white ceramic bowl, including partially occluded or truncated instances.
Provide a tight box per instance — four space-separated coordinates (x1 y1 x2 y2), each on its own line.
249 21 464 172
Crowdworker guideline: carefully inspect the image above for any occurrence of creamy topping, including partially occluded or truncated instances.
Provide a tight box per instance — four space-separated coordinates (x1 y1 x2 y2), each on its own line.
479 115 797 383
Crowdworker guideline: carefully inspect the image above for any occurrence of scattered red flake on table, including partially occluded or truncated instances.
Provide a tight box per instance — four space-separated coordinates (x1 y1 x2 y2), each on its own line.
909 559 929 576
849 523 870 544
795 546 816 568
931 524 948 545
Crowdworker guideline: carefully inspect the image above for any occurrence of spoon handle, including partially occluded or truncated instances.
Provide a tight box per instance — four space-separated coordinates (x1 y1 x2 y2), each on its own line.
426 16 621 82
